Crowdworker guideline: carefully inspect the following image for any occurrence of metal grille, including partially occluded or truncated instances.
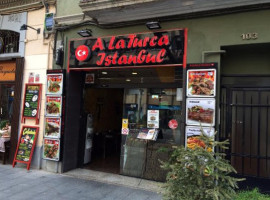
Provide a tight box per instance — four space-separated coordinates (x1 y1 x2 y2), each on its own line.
221 88 270 178
0 30 19 54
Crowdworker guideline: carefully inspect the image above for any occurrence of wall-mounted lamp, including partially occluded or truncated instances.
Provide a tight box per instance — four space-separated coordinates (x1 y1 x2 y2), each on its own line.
77 29 92 37
20 24 41 34
146 21 161 30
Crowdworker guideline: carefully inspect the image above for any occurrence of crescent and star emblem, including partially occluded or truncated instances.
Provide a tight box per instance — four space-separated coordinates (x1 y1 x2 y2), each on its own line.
75 45 90 62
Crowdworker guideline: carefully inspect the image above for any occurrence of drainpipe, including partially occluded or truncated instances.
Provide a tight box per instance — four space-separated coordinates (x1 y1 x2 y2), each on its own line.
201 50 226 63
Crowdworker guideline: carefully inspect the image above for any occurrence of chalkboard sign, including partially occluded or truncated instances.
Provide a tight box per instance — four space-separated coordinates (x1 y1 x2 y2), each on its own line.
12 126 39 170
21 84 42 124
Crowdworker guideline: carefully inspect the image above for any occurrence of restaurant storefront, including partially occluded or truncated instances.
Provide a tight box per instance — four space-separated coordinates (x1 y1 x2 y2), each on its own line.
0 13 26 164
61 29 187 181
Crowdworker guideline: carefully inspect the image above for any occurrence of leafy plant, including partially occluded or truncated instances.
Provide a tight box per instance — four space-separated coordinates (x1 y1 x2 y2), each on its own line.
160 129 244 200
236 188 270 200
0 120 9 129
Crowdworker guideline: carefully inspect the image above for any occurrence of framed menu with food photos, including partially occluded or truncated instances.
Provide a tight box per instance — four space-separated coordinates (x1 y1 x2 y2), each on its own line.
187 69 216 97
46 74 63 95
43 138 60 161
185 126 215 151
21 84 42 124
186 98 216 126
45 95 62 117
44 117 61 138
13 126 39 170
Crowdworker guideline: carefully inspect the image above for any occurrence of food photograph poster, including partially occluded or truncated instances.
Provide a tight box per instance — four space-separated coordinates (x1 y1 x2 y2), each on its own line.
186 98 215 126
45 96 62 117
44 117 61 138
43 138 60 161
147 110 159 128
46 74 63 95
185 126 215 151
187 69 216 97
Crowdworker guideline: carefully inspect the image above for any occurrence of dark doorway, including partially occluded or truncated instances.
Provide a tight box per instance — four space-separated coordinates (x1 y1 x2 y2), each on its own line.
221 86 270 192
82 88 123 174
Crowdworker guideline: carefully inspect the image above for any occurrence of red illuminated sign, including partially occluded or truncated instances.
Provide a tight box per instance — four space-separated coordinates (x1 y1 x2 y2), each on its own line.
69 29 186 70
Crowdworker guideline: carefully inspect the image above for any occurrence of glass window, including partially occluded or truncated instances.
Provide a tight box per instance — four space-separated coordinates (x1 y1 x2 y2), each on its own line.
0 84 14 130
120 87 182 181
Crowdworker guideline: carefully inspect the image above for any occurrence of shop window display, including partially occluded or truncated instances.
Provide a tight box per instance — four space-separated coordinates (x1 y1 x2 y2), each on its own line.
0 84 14 157
121 88 182 181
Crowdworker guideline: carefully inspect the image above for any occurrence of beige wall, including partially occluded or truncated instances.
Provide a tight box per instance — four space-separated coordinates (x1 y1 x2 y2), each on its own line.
20 7 55 150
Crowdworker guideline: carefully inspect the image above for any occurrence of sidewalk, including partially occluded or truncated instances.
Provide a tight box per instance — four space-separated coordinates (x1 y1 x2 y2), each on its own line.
0 164 162 200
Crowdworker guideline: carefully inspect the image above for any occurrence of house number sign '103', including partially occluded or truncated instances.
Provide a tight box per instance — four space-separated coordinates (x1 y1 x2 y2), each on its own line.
241 33 258 40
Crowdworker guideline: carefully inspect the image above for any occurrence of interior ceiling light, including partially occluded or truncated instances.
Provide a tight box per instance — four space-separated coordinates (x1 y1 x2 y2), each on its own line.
77 29 92 37
132 72 138 75
101 71 107 75
20 24 40 34
126 79 131 82
146 21 161 30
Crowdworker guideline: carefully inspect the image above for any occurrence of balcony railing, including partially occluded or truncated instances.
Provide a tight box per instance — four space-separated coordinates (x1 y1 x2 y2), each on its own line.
0 0 55 15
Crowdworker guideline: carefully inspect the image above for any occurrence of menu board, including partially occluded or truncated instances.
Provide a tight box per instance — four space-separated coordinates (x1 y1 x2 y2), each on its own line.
46 74 63 95
186 126 215 151
187 69 216 97
12 126 39 170
137 128 158 141
186 98 215 126
44 117 61 138
43 138 60 161
45 95 62 117
21 84 42 124
147 110 159 128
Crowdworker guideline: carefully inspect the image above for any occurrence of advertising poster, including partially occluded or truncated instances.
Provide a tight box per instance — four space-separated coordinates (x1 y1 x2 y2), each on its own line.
187 69 216 97
186 126 215 151
45 96 62 117
46 74 63 95
137 128 158 141
13 126 39 170
186 98 215 126
43 138 60 161
21 84 42 124
44 117 61 138
147 110 159 128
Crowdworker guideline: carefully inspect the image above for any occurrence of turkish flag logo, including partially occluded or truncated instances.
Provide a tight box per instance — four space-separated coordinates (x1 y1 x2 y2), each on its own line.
75 45 91 62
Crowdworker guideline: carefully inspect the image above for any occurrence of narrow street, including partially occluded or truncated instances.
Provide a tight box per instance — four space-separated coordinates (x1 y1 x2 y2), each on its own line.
0 165 162 200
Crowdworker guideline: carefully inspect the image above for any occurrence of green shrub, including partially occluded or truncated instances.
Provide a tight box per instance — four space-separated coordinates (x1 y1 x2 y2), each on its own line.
236 188 270 200
160 130 244 200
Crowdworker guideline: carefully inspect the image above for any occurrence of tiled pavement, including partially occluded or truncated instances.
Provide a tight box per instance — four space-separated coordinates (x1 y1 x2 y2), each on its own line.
0 164 162 200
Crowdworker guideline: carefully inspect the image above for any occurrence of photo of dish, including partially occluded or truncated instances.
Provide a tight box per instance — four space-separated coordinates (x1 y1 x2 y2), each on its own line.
32 95 38 102
187 69 216 97
18 150 24 155
48 80 61 93
45 122 60 137
186 98 215 126
44 143 59 159
46 102 60 115
188 77 214 96
187 136 212 152
187 106 214 124
187 136 205 149
32 109 37 116
150 116 156 121
25 102 29 107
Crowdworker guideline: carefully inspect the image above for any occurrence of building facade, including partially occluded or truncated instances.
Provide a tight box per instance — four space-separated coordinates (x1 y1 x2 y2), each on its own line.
3 0 270 185
0 0 55 169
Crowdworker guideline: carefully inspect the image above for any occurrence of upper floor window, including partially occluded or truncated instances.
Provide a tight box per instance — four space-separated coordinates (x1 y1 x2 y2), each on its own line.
0 30 19 54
